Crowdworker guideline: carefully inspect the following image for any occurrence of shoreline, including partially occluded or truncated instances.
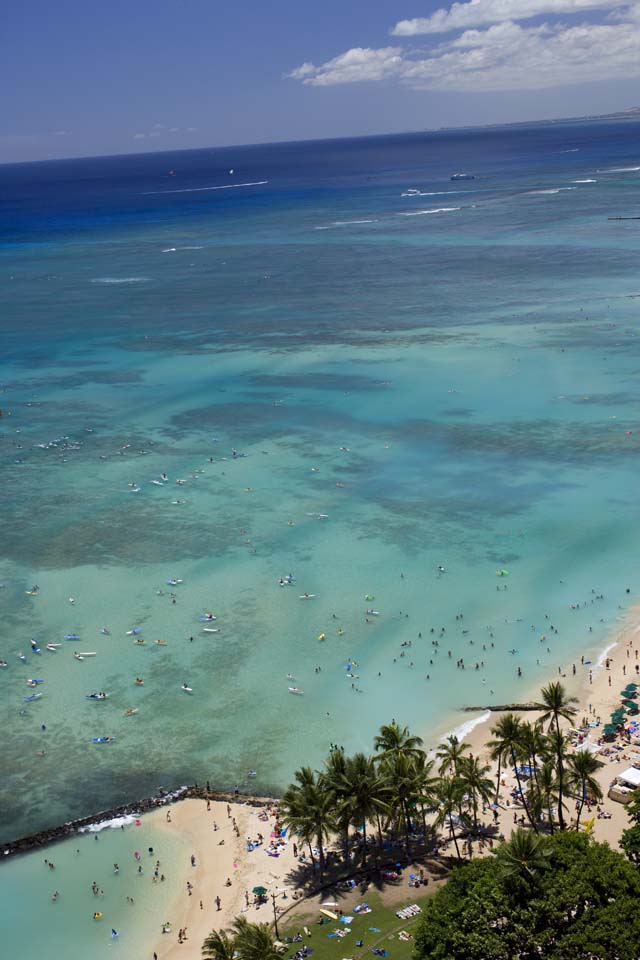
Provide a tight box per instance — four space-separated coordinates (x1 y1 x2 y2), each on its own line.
458 603 640 849
3 607 638 861
440 605 635 751
0 786 276 861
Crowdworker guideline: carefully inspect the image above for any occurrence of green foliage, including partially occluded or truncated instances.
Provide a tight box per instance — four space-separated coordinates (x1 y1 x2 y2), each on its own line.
413 832 640 960
202 918 285 960
625 790 640 825
620 822 640 865
202 927 236 960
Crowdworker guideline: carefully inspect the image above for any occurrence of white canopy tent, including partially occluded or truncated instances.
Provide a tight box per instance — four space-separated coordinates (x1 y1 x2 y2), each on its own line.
618 767 640 789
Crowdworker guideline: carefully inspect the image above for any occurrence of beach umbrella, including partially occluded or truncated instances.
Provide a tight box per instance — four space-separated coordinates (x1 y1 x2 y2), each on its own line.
602 724 618 738
252 886 268 896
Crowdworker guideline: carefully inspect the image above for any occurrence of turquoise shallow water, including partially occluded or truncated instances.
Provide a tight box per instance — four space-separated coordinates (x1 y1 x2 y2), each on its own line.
2 123 640 867
0 816 185 959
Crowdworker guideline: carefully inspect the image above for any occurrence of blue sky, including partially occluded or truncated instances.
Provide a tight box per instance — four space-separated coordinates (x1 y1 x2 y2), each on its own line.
2 0 639 161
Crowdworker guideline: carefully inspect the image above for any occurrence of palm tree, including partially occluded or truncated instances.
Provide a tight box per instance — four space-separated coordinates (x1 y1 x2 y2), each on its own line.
323 746 352 866
436 735 470 776
544 726 571 832
528 758 560 833
280 771 336 876
374 721 424 760
434 775 465 860
487 717 511 803
537 682 578 830
494 827 551 888
337 752 389 867
457 755 494 832
202 928 236 960
518 720 547 798
488 713 538 831
567 749 604 829
410 751 439 839
293 765 317 789
231 917 285 960
379 751 420 857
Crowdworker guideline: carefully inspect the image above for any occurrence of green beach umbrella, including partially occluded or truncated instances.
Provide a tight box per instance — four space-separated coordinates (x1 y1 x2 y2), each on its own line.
603 724 618 736
252 886 268 896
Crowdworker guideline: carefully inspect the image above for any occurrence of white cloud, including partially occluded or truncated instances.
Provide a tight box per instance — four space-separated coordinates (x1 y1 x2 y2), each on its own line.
133 133 146 139
289 8 640 91
288 47 404 86
392 0 629 35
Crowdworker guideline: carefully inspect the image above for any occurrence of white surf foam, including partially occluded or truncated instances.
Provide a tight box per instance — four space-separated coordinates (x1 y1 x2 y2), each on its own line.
142 181 269 195
595 641 618 670
427 710 492 757
79 814 140 833
399 207 460 216
401 190 459 197
90 277 149 284
450 709 492 741
597 166 640 173
315 219 379 230
525 187 576 195
572 179 597 183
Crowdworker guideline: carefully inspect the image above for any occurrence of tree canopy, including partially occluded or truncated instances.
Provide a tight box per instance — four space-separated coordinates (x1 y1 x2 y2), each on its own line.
413 832 640 960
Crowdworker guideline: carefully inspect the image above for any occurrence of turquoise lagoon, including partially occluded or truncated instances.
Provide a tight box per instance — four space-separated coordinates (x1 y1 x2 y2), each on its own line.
2 123 640 851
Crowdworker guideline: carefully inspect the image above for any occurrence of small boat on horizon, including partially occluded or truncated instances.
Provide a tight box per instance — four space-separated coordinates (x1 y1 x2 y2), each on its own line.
450 172 475 181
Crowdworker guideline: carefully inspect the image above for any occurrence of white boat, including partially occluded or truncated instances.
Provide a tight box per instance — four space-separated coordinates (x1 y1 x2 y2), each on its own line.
288 687 304 695
78 652 97 657
181 684 193 693
203 627 220 633
46 643 61 651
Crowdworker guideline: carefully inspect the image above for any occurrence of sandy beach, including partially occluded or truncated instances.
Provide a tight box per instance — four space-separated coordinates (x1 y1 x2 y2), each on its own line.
143 611 640 958
461 605 640 851
148 798 300 958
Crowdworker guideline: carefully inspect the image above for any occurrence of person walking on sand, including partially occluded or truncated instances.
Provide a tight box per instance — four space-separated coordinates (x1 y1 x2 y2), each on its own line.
216 895 221 911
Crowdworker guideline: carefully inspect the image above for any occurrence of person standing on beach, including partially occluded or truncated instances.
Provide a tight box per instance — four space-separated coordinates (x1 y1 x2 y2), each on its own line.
216 895 221 911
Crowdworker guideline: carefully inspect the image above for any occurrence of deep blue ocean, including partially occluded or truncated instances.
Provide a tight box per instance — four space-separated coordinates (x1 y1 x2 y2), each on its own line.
2 121 640 852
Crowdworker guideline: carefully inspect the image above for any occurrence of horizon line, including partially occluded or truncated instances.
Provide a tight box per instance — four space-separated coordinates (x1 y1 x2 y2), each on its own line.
2 106 639 169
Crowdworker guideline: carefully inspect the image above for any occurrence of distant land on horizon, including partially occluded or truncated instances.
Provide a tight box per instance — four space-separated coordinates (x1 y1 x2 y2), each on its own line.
431 105 640 133
4 106 640 168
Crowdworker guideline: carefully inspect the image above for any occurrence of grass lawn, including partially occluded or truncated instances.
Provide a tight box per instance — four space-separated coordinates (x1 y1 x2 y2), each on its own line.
280 888 433 960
